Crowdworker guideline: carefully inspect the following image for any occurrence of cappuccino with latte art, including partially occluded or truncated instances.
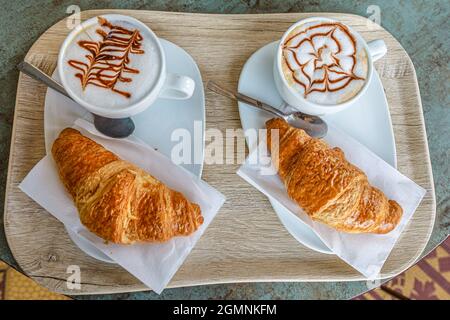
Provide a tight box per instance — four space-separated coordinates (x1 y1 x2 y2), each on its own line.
281 20 369 105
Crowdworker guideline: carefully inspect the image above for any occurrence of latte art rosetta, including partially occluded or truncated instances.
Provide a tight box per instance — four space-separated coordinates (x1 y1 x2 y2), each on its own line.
281 21 368 105
62 16 162 109
68 17 145 98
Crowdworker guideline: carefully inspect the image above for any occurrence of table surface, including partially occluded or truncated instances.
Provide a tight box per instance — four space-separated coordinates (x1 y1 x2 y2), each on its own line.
0 0 448 300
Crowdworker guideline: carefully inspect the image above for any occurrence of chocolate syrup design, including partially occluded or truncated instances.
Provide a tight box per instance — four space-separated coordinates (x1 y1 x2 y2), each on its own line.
282 22 365 98
68 17 144 98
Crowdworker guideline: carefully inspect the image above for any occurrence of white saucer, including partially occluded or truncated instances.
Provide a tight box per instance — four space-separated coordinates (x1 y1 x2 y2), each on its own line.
238 41 397 254
44 39 205 263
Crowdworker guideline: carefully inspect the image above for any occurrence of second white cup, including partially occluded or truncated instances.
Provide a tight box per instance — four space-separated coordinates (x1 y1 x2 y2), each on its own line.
273 17 387 116
58 14 195 119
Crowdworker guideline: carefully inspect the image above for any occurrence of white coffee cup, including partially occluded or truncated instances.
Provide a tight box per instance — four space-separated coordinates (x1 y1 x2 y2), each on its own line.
58 14 195 119
273 17 387 116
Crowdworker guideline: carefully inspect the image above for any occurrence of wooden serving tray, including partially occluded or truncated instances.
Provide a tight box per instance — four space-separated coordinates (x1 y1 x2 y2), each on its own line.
4 10 436 295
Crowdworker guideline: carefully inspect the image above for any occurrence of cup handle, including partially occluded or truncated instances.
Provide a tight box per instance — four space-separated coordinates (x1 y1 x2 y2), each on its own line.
367 39 387 62
158 73 195 100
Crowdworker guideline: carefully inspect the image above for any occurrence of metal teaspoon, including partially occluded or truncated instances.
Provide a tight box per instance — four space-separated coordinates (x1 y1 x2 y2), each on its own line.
207 80 328 138
17 61 135 138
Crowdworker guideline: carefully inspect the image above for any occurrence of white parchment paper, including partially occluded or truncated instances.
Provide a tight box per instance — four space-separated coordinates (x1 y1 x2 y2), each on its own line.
19 119 225 294
237 124 426 278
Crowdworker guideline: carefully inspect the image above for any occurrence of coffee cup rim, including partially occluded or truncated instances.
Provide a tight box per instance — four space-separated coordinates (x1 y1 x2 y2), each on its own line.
276 16 374 111
58 14 166 118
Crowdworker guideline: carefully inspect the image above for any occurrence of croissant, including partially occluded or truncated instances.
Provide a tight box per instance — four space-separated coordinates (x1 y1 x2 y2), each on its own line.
52 128 203 244
266 118 402 234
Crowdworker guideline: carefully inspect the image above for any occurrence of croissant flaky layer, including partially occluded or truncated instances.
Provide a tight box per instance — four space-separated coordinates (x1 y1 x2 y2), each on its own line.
52 128 203 244
266 118 403 234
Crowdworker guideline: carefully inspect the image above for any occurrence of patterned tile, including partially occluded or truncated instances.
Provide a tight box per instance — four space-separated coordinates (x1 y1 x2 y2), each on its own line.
0 261 70 300
356 236 450 300
1 237 448 299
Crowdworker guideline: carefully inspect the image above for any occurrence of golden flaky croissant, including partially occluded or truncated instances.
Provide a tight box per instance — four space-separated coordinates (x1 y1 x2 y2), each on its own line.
52 128 203 244
266 118 402 234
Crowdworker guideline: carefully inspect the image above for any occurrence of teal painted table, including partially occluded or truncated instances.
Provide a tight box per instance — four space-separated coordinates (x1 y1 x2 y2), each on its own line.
0 0 448 299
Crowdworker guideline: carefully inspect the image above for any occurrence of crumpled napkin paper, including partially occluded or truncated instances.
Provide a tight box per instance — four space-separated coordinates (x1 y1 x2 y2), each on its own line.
19 118 226 294
237 123 426 278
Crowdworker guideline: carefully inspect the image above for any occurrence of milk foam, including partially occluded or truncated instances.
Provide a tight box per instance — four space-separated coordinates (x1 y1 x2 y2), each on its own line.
62 18 162 110
281 21 369 105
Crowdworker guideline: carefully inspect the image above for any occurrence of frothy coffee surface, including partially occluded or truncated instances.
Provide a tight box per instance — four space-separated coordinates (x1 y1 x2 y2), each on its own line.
281 20 368 105
62 17 161 109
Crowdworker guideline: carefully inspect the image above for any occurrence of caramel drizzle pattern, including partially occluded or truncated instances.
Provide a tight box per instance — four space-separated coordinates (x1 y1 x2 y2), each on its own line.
282 22 364 97
68 17 144 98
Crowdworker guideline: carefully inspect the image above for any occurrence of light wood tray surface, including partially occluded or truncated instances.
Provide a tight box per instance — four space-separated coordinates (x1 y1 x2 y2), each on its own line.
4 10 436 295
